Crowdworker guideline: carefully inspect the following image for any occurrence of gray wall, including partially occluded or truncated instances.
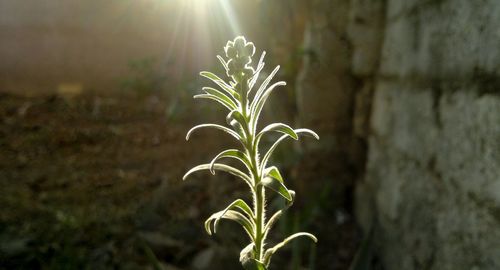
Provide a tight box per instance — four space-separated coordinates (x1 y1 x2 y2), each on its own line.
298 0 500 269
356 0 500 269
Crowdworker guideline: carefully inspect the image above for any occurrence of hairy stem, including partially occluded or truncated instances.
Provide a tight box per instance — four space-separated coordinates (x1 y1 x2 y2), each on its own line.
241 79 265 262
254 185 265 260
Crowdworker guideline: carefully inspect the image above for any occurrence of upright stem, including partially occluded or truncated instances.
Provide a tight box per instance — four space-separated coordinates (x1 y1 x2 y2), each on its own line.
254 184 265 260
240 78 265 262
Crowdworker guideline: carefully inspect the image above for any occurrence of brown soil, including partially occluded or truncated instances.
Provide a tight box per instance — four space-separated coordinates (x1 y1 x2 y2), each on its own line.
0 91 360 269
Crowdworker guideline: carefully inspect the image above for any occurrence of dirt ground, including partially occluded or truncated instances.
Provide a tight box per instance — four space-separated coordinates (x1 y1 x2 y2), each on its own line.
0 91 359 269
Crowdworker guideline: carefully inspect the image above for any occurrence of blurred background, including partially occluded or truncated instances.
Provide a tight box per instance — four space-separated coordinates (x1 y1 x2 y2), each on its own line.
0 0 499 269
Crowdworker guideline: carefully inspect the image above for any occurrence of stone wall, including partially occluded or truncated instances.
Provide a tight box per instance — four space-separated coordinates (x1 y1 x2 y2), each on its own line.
297 0 500 269
295 0 367 212
355 0 500 269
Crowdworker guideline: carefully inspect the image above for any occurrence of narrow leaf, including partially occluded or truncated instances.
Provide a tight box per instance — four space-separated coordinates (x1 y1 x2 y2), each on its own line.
200 71 238 97
203 86 238 107
204 199 254 235
183 163 252 186
259 166 292 201
260 128 320 172
264 166 284 182
217 55 229 71
249 51 266 91
285 190 296 210
204 210 255 241
226 110 247 129
263 232 318 266
260 176 292 201
250 65 280 112
251 81 286 132
186 123 241 141
209 149 253 176
263 210 282 241
257 123 298 141
194 94 234 111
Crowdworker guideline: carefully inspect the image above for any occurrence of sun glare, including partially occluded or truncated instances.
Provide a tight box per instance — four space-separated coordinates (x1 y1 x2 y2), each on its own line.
163 0 243 71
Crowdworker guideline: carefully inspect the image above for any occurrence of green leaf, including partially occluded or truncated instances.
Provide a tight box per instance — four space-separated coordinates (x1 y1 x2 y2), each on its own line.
217 55 229 71
205 199 254 235
205 209 255 241
240 243 260 270
183 163 252 186
284 190 295 210
248 51 266 91
257 123 298 141
259 167 292 201
203 86 238 107
250 65 280 112
240 243 267 270
200 71 238 98
262 210 282 242
209 149 253 177
226 110 247 130
194 94 234 111
263 232 318 266
186 123 241 141
265 166 283 182
251 81 286 131
260 128 320 172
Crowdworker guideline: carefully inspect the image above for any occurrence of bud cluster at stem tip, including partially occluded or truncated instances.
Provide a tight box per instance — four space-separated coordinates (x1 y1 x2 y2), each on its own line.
224 36 256 83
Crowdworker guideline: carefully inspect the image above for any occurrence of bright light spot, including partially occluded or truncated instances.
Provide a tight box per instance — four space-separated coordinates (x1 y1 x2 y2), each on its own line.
162 0 243 76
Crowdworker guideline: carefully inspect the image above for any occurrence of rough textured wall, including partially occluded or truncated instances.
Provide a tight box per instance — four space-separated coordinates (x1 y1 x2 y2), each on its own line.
355 0 500 269
296 0 364 197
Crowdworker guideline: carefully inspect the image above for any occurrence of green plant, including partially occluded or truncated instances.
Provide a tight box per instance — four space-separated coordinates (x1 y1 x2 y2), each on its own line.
183 36 319 269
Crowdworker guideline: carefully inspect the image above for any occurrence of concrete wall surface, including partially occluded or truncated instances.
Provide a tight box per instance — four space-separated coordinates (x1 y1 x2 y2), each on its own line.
355 0 500 269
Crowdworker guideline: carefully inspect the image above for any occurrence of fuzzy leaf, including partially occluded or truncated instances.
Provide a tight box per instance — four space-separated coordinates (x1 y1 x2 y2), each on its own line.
217 55 229 71
183 163 252 186
250 65 280 113
200 71 238 98
209 149 253 176
200 71 240 100
194 94 234 111
226 110 247 130
263 232 318 266
205 209 255 241
205 199 254 235
203 87 238 108
248 51 266 91
262 210 282 242
259 167 292 201
240 243 256 269
264 166 283 182
285 190 296 210
240 244 267 270
260 128 320 172
257 123 298 141
204 87 238 105
186 123 241 141
251 81 286 132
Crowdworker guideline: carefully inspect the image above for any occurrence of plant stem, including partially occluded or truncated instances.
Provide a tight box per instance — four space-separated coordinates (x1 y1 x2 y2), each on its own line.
254 184 265 260
241 78 266 263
